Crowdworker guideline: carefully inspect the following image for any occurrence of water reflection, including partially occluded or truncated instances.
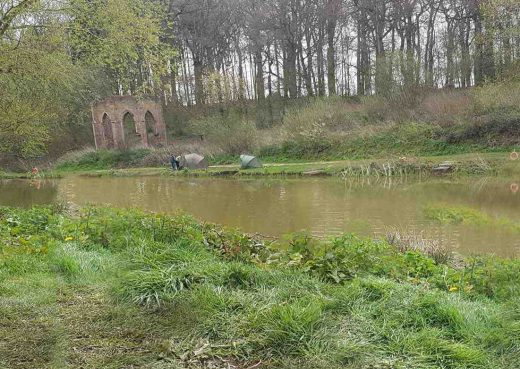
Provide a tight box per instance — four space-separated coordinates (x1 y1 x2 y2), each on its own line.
0 179 58 207
1 176 519 256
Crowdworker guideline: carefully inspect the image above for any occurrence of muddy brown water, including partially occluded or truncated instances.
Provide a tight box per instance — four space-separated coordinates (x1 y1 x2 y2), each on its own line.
1 176 520 256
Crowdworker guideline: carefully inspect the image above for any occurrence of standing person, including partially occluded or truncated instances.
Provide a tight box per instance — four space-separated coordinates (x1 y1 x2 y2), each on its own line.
170 154 179 170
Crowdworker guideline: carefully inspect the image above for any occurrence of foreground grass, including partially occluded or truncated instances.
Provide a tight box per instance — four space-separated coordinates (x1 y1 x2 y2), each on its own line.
1 206 519 368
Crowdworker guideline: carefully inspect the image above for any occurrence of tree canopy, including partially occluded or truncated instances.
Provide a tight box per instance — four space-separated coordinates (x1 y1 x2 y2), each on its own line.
0 0 173 158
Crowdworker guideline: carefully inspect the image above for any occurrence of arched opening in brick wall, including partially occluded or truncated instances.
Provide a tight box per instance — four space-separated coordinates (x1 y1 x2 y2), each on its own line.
101 113 114 149
123 112 140 148
145 111 158 146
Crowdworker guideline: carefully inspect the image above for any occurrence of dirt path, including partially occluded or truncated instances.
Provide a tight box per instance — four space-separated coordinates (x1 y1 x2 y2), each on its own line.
209 160 348 169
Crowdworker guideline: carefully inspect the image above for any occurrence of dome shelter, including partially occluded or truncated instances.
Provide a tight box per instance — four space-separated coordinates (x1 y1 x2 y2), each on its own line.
240 155 263 169
178 154 208 170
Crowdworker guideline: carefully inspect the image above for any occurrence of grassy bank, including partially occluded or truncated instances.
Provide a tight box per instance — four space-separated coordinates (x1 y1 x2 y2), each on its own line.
70 152 520 179
1 206 519 368
0 171 62 180
53 132 517 174
2 151 516 182
4 151 517 180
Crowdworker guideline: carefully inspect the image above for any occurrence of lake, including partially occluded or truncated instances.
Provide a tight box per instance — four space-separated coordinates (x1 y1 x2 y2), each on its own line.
2 175 519 256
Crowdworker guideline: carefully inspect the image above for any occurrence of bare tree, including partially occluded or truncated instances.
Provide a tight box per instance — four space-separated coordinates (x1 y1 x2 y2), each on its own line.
159 0 518 105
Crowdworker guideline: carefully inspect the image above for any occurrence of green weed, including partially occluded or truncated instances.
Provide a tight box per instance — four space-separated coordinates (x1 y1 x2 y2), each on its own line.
425 204 520 233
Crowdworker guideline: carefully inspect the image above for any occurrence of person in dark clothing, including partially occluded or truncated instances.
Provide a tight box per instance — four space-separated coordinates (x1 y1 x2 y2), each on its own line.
170 154 179 170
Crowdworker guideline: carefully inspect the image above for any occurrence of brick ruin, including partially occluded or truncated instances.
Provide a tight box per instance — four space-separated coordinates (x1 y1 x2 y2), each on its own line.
91 96 167 149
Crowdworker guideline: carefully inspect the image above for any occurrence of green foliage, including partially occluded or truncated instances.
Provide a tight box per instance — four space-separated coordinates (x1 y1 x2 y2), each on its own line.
282 97 365 142
442 256 520 300
68 0 175 94
0 32 96 158
446 110 520 146
252 301 325 356
271 233 442 285
51 251 81 278
473 81 520 115
425 204 493 226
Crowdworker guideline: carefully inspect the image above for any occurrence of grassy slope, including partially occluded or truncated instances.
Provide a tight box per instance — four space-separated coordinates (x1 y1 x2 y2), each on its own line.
1 206 519 369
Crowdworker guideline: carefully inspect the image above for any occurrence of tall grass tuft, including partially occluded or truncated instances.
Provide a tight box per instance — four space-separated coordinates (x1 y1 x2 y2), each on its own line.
386 229 452 264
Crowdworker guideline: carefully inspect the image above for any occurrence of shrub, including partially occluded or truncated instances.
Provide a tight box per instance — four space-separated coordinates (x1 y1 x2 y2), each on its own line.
189 115 258 155
386 229 451 264
445 110 520 146
420 89 470 125
256 98 369 161
472 81 520 115
55 148 150 170
363 86 429 122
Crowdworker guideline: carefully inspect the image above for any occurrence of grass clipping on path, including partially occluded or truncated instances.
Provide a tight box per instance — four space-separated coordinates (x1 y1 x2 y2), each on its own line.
0 206 519 369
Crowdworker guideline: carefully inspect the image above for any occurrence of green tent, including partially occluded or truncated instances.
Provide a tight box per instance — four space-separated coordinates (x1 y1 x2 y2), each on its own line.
177 153 208 170
240 155 263 169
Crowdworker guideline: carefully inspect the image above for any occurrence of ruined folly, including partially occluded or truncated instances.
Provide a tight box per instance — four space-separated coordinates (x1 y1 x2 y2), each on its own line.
91 96 167 149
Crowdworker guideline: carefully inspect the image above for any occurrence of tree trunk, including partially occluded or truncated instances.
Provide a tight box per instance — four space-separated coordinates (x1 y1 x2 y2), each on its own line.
316 27 326 96
274 42 282 96
459 17 471 87
356 7 370 95
193 56 205 105
326 16 337 95
169 59 178 104
299 37 314 96
236 38 245 100
255 44 265 100
284 42 298 98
